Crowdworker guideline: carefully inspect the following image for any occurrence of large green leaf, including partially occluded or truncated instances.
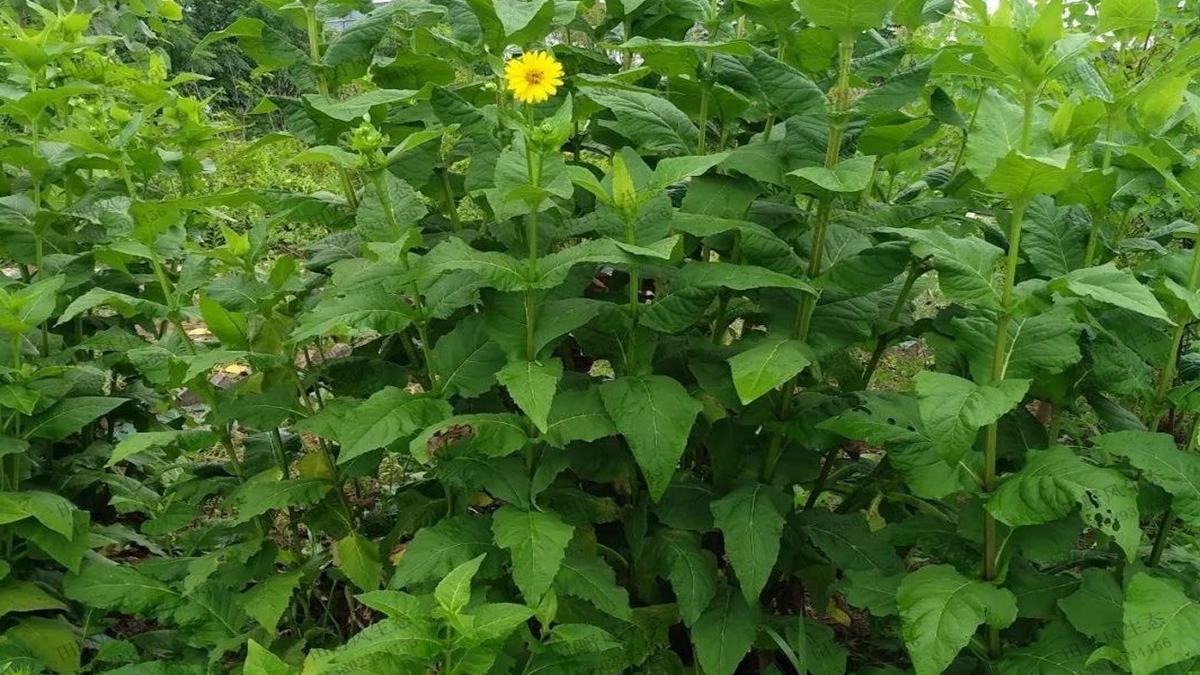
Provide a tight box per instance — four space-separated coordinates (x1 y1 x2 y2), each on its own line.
581 89 699 154
1123 573 1200 675
491 505 574 603
24 397 126 441
795 0 899 33
1058 568 1124 645
435 554 485 615
728 338 814 405
1094 430 1200 528
710 482 790 604
230 473 332 523
790 155 877 195
431 315 506 398
496 359 562 433
886 228 1003 309
0 580 67 619
657 530 719 627
897 565 1018 675
554 549 633 621
963 89 1026 181
691 586 760 675
987 447 1140 560
338 388 453 463
1097 0 1158 34
336 532 382 592
600 376 703 501
391 516 497 589
915 372 1029 463
1050 263 1172 323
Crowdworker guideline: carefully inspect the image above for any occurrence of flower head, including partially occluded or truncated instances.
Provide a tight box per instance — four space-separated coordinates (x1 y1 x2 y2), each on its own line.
505 50 564 104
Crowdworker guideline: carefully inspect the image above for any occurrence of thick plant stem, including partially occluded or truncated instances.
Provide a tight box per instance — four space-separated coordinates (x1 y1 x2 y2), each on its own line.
1142 228 1200 566
761 36 854 483
371 173 436 388
305 7 359 210
441 169 462 233
981 198 1029 662
524 133 544 362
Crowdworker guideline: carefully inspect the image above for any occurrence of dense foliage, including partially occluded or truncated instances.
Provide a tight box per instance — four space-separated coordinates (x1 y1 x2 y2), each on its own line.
4 0 1200 674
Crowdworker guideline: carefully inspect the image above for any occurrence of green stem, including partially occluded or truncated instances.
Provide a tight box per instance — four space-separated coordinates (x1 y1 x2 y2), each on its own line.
950 87 985 177
1145 227 1200 431
371 173 436 389
980 195 1029 662
802 446 840 510
861 264 923 388
525 127 544 362
1084 208 1104 267
761 36 854 483
1148 509 1174 567
441 169 462 234
305 7 359 210
1020 90 1036 151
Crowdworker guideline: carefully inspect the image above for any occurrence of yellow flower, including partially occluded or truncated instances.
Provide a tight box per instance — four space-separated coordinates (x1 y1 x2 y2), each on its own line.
505 50 564 104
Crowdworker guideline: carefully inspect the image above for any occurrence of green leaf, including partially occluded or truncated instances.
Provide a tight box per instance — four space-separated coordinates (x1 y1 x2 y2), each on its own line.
1058 568 1124 644
798 0 898 33
421 238 529 291
674 262 814 293
325 618 441 664
391 516 497 589
747 48 829 120
304 90 419 122
245 640 296 675
0 491 76 538
728 337 814 405
915 372 1030 463
459 603 535 644
1094 430 1200 528
431 315 506 398
107 431 215 467
964 89 1026 181
1051 263 1172 323
710 482 790 604
291 283 418 342
231 473 332 523
24 396 126 441
492 506 574 603
336 532 382 592
999 622 1104 675
1021 199 1089 279
581 89 699 154
6 617 80 674
242 569 303 634
800 510 905 575
63 558 181 615
338 388 453 463
1097 0 1158 34
790 155 877 194
496 359 563 433
886 228 1003 309
410 414 528 463
657 530 719 627
0 580 66 619
544 387 617 448
987 446 1141 560
1123 573 1200 675
985 149 1075 198
691 586 760 675
897 565 1018 675
554 549 633 621
600 376 703 501
832 569 904 617
436 554 486 615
